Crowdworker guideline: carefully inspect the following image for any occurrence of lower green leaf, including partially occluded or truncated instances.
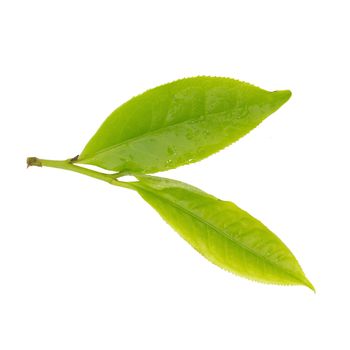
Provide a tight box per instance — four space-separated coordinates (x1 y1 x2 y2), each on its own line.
131 175 314 290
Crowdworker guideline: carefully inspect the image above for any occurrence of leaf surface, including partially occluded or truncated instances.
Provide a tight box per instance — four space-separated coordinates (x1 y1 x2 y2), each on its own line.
77 77 291 173
131 175 314 289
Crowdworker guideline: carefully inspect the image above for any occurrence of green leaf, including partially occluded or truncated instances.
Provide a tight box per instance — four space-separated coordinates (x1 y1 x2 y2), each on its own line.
131 175 314 290
77 77 291 173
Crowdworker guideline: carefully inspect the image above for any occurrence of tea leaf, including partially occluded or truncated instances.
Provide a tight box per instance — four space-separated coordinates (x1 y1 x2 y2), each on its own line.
131 175 314 290
77 77 291 173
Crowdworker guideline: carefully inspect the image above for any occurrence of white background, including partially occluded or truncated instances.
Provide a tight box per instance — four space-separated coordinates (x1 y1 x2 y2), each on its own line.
1 1 349 349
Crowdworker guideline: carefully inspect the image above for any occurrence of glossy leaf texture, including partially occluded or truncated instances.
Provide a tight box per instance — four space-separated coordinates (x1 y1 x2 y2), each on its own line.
130 175 314 290
77 77 291 173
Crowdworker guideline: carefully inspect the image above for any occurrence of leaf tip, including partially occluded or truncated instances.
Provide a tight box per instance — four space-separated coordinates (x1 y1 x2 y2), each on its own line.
302 276 316 293
272 89 292 104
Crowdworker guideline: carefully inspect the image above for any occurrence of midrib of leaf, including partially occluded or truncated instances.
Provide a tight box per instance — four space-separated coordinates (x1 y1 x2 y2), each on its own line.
79 110 229 161
136 183 309 286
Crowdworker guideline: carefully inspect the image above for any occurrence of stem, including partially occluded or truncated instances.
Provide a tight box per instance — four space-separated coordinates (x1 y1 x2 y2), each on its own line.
106 171 132 179
26 157 135 190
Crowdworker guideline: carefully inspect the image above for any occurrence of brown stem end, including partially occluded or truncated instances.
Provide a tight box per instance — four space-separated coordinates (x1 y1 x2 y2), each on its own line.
27 157 42 168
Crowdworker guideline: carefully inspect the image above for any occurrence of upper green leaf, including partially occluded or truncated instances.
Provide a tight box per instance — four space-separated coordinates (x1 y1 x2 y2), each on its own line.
77 76 291 173
130 175 314 290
